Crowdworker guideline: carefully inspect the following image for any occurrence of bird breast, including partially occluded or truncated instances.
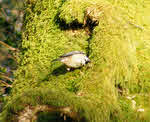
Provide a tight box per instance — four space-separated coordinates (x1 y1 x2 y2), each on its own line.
61 54 86 68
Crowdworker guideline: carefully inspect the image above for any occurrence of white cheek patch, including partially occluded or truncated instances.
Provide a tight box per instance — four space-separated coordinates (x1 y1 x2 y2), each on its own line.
81 60 86 65
85 56 89 61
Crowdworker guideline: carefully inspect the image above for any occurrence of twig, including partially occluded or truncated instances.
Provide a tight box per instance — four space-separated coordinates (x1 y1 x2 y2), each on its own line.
0 73 13 82
1 8 7 18
7 53 17 61
128 21 144 30
0 80 12 87
0 40 18 51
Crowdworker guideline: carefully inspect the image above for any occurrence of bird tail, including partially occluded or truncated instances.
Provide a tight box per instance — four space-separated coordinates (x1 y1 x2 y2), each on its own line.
52 58 61 62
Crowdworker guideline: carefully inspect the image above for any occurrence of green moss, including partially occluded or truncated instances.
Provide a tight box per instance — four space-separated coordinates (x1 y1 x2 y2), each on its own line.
1 88 120 122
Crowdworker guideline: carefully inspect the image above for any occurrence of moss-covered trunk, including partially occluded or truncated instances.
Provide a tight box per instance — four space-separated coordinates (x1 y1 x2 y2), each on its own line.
1 0 150 122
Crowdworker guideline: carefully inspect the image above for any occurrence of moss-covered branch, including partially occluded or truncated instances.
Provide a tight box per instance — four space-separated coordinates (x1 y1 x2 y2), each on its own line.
18 105 80 122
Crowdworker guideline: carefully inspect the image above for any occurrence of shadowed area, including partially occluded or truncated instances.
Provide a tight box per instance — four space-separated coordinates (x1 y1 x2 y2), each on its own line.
52 65 68 76
37 112 76 122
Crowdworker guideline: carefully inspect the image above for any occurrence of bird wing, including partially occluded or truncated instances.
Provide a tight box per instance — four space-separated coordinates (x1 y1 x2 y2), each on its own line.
60 51 85 58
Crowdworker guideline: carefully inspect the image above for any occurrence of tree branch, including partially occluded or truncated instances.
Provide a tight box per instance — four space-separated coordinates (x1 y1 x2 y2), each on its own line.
18 105 82 122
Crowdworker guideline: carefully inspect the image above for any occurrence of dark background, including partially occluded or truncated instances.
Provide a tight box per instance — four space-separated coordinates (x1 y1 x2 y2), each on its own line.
0 0 24 103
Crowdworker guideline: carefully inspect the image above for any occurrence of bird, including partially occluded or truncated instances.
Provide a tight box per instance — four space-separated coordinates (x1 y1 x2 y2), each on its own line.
52 51 90 71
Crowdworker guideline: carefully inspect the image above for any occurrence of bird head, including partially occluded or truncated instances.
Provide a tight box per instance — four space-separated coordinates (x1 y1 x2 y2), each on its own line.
85 56 91 64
